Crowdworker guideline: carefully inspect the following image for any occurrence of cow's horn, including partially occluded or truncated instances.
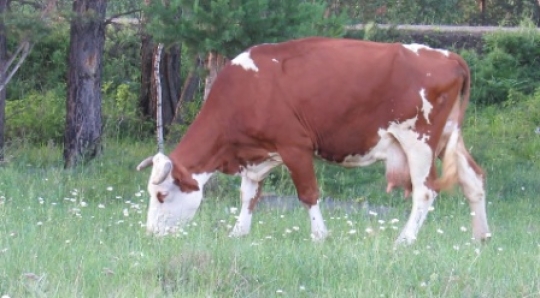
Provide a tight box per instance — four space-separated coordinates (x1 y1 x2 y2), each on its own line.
136 156 154 171
151 160 172 185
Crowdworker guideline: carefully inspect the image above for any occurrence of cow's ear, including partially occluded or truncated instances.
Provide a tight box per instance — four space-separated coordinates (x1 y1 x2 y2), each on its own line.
172 165 200 192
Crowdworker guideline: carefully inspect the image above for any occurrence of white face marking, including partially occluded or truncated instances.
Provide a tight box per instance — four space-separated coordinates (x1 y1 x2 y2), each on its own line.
231 51 259 72
144 154 214 236
403 43 450 57
419 88 433 124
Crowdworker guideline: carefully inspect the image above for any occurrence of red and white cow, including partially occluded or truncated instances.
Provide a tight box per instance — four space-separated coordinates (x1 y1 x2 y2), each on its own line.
137 37 491 244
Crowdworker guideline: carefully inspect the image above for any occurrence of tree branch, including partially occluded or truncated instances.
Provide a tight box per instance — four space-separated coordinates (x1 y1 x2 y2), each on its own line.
104 9 141 25
0 41 31 92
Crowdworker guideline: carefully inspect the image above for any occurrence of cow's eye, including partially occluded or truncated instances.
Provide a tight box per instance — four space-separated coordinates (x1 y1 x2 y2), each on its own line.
156 191 168 203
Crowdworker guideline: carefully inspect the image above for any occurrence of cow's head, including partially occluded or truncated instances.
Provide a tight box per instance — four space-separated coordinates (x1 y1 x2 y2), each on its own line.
137 153 211 236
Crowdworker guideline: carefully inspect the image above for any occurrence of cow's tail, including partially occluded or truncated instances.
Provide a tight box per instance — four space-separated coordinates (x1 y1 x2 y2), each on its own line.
436 128 460 191
455 54 471 127
435 54 471 191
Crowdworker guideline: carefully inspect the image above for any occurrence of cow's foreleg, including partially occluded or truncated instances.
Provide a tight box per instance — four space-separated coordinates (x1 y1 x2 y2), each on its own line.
230 176 262 237
456 136 491 241
280 147 328 241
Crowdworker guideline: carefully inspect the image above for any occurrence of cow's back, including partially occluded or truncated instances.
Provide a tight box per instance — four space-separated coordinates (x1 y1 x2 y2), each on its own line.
203 37 466 162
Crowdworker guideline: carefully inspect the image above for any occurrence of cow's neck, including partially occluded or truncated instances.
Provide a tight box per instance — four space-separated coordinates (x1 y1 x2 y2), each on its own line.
170 116 239 176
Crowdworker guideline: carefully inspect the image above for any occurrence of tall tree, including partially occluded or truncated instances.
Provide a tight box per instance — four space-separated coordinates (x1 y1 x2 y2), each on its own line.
145 0 347 120
0 0 6 161
63 0 107 168
139 0 182 129
0 0 55 160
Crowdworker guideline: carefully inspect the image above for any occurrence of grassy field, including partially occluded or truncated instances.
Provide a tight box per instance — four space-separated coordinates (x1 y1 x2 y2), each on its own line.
1 101 540 297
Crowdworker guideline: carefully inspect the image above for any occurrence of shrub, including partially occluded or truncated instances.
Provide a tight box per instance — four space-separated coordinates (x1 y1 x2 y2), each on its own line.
463 25 540 105
5 89 65 145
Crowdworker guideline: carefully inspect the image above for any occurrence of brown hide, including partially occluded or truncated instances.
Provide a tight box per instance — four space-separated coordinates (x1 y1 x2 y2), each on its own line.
169 37 470 201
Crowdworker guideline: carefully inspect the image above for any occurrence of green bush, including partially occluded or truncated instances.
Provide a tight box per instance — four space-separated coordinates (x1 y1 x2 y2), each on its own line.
462 26 540 105
102 82 153 141
5 89 65 145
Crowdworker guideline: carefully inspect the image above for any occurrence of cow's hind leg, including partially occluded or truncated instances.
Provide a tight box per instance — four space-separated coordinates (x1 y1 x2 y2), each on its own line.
456 135 491 241
389 129 438 245
279 147 328 241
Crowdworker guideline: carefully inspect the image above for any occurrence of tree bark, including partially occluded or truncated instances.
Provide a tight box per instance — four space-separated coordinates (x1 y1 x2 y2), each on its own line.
139 0 181 130
64 0 107 168
172 55 203 125
203 51 228 101
153 43 164 153
0 0 6 161
149 45 180 130
477 0 486 24
139 30 153 120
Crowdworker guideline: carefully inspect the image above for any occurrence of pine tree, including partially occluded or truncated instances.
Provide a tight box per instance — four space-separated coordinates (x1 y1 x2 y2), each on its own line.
144 0 347 109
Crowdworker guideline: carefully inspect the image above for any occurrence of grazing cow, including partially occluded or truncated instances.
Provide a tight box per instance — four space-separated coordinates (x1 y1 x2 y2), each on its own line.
137 37 491 244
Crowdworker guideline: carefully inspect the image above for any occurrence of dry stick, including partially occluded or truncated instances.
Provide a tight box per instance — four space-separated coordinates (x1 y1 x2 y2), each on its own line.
0 41 31 93
153 43 164 153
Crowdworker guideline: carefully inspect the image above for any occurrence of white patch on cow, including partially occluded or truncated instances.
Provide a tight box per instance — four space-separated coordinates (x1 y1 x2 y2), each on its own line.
307 203 328 241
454 134 491 240
419 88 433 124
229 176 259 237
381 116 437 245
145 159 214 236
231 51 259 72
272 58 279 63
339 117 418 168
244 153 283 181
230 153 283 237
403 43 450 57
444 120 457 134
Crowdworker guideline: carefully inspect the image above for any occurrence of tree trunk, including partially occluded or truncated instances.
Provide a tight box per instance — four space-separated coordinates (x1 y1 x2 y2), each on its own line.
140 0 181 130
172 55 203 125
64 0 107 168
139 31 153 120
203 51 228 101
140 40 181 129
151 45 180 130
0 0 7 161
477 0 486 24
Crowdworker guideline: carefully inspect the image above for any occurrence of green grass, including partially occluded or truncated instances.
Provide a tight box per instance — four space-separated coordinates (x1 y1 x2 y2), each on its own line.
1 101 540 297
